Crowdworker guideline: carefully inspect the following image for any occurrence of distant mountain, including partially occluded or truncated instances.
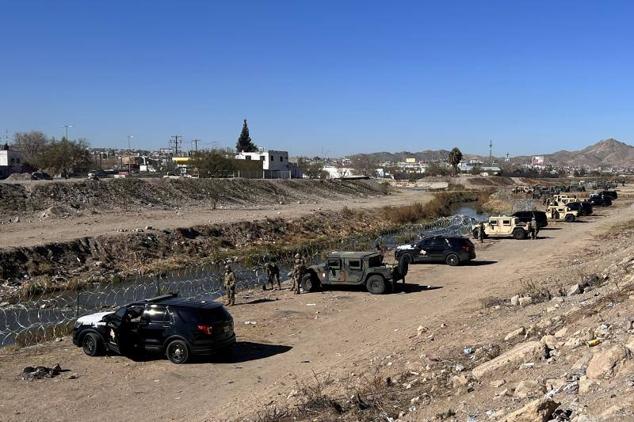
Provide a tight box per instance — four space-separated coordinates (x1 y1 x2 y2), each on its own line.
519 139 634 168
351 139 634 169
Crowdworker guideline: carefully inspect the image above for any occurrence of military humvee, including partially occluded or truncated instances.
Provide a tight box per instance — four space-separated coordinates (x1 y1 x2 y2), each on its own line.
301 251 405 294
546 204 578 222
472 216 530 240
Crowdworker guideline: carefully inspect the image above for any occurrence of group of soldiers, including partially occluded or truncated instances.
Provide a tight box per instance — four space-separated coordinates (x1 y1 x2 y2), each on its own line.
222 253 307 306
526 216 539 239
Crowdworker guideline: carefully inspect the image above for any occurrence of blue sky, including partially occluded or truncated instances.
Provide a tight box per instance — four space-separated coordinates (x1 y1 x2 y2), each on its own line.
1 1 634 156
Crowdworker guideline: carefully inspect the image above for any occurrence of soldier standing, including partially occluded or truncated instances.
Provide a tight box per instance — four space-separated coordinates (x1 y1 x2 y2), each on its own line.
223 265 236 306
530 216 538 239
478 222 485 243
266 259 281 290
292 253 305 294
526 220 533 240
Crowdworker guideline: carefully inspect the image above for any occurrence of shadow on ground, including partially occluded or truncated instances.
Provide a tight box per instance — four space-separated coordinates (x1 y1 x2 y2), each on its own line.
124 341 292 364
465 260 497 266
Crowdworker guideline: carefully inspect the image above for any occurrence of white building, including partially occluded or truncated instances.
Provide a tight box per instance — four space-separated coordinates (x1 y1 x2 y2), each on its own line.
0 144 23 178
235 150 290 171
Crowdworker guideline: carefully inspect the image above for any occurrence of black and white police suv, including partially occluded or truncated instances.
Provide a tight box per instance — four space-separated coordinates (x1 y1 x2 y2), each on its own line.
73 293 235 364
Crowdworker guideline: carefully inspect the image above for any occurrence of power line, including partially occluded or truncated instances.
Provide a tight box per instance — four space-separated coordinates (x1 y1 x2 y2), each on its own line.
169 135 182 156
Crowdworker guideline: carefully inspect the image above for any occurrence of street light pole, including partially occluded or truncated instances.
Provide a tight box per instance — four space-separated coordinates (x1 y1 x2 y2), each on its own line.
127 135 134 173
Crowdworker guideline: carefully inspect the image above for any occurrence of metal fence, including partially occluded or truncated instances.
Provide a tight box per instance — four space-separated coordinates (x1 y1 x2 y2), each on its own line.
0 214 479 348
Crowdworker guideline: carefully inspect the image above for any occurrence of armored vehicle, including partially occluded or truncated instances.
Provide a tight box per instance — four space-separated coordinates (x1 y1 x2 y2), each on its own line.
546 204 578 222
301 251 405 294
472 216 530 240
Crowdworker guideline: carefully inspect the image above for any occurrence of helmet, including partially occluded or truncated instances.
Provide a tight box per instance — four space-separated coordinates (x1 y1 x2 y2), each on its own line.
224 264 230 271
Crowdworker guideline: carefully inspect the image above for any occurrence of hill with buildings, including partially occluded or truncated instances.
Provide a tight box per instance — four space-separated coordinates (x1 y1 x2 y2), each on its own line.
351 139 634 169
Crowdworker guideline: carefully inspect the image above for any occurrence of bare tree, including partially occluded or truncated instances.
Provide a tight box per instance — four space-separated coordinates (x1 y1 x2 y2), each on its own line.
13 131 49 165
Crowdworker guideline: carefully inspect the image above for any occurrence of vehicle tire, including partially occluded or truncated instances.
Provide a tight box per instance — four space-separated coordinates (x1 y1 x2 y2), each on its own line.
445 253 460 266
366 275 387 294
82 332 104 357
472 228 480 239
398 254 410 278
166 339 190 364
565 214 575 223
301 273 319 293
513 228 526 240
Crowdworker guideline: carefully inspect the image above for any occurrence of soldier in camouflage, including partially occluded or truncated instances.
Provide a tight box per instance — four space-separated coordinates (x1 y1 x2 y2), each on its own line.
265 259 281 290
292 253 305 294
224 264 236 306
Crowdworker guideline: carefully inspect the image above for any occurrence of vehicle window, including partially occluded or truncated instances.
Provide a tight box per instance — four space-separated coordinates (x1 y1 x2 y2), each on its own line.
489 220 498 226
368 255 383 267
143 305 170 323
348 259 362 270
327 259 340 269
429 238 444 247
502 220 511 226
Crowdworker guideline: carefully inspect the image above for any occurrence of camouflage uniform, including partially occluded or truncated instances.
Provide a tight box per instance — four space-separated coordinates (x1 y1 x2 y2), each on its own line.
531 216 538 239
266 261 281 290
224 266 236 306
292 255 305 294
478 222 485 243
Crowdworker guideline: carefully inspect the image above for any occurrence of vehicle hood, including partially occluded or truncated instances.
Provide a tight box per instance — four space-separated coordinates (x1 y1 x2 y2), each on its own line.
76 311 113 327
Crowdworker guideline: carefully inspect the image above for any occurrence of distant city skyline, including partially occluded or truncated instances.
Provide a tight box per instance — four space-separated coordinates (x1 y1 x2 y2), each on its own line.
3 1 634 157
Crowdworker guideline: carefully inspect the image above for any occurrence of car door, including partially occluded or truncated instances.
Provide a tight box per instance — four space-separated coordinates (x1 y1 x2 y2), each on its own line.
346 258 364 284
325 257 344 283
415 239 432 262
138 304 172 352
425 237 446 261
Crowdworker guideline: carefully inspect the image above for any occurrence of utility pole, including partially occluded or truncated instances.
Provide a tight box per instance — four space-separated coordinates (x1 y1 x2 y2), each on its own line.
489 139 493 165
170 135 182 156
191 139 200 154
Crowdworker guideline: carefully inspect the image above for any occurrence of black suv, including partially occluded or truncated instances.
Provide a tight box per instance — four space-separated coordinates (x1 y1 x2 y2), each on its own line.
599 190 618 200
565 201 593 216
512 211 549 228
395 236 476 266
588 194 612 207
73 294 235 364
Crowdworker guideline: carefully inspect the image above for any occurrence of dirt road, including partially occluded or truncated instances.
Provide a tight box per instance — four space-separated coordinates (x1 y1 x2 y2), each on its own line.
0 189 431 248
0 191 631 421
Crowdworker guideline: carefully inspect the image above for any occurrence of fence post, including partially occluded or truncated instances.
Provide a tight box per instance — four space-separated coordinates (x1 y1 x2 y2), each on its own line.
75 291 80 318
156 277 161 296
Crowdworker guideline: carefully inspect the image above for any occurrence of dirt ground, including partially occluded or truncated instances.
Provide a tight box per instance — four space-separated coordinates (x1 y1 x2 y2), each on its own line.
0 187 631 421
0 188 430 248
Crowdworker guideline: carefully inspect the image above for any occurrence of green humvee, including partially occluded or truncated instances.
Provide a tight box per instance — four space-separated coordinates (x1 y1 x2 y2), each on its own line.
301 251 405 294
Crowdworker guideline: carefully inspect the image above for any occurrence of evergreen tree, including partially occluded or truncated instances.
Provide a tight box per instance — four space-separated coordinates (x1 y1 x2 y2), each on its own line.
236 119 258 153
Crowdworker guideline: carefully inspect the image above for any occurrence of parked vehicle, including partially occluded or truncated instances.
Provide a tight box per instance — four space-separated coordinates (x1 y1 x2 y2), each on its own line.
546 204 578 222
472 216 530 240
598 190 618 200
395 236 476 266
512 211 548 228
588 194 613 207
31 171 51 180
301 251 406 294
73 294 235 364
565 201 593 216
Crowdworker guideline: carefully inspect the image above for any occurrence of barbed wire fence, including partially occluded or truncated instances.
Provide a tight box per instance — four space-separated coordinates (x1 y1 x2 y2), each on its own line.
0 214 479 348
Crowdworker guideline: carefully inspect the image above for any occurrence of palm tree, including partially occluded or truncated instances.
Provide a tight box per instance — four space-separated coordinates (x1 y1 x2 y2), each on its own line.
448 147 463 175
